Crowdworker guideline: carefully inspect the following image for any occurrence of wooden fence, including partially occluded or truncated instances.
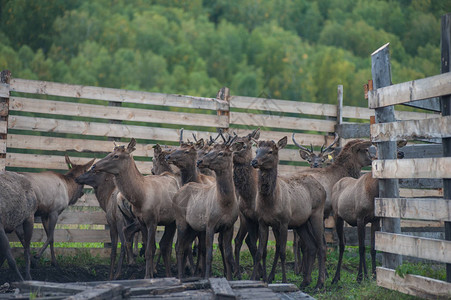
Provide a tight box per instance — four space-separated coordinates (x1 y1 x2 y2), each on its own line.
0 58 443 258
368 14 451 299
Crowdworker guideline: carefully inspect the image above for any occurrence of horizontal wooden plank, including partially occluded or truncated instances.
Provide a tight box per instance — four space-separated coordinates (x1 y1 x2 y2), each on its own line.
395 109 440 121
8 115 217 143
375 198 451 221
369 72 451 108
375 232 451 263
0 83 8 98
10 97 228 128
6 153 153 174
10 78 228 111
35 210 107 225
372 157 451 179
401 144 443 158
0 100 8 116
0 139 5 153
8 228 112 243
402 97 442 112
230 112 335 132
7 134 155 157
0 120 6 134
377 267 451 299
371 115 451 142
232 129 336 147
230 96 338 116
398 178 442 189
399 188 443 198
74 193 100 207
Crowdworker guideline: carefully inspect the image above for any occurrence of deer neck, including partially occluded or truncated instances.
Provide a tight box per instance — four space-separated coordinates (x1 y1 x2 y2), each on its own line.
62 174 83 206
213 162 236 207
257 166 278 204
330 156 362 179
180 161 199 185
113 160 145 208
233 161 257 204
95 178 116 212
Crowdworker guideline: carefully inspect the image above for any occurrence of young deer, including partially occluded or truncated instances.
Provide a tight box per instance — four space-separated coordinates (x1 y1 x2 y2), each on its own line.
173 137 239 280
250 137 327 289
75 168 128 280
293 133 339 168
92 139 179 278
0 171 37 281
22 156 94 266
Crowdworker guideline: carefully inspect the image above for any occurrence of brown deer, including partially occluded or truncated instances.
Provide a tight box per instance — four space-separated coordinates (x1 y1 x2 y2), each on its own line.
21 156 95 266
173 137 239 280
250 137 327 289
293 133 339 168
331 140 406 284
91 139 179 278
230 128 260 278
0 171 37 281
75 168 129 280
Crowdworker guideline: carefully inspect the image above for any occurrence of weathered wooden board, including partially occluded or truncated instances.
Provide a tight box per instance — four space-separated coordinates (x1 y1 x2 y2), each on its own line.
10 97 228 128
74 193 101 207
368 72 451 109
7 134 155 157
398 178 442 189
370 115 451 142
0 83 8 98
375 232 451 263
377 267 451 299
0 158 5 171
0 120 6 134
5 152 153 174
0 139 5 153
34 210 107 225
8 115 216 144
10 78 228 111
68 283 127 300
375 198 451 221
401 144 443 158
0 100 8 116
399 188 443 198
372 157 451 179
402 97 442 112
230 112 335 132
8 228 112 243
336 123 369 138
209 278 236 299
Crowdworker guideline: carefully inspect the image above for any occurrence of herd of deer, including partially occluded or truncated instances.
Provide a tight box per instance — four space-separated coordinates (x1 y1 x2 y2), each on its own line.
0 128 405 290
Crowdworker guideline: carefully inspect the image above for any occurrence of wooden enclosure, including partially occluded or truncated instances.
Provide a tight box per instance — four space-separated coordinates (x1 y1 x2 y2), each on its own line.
0 55 443 260
367 14 451 299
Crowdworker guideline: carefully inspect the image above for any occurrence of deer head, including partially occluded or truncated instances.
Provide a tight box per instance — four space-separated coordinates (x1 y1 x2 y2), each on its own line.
251 136 287 170
292 133 339 168
165 139 204 168
197 134 237 172
232 128 260 165
151 144 174 175
65 155 95 204
92 138 137 175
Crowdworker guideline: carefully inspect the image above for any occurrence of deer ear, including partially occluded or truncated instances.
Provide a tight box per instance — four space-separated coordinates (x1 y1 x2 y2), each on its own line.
397 140 407 148
85 158 95 169
231 141 244 152
153 144 162 154
127 138 137 153
65 155 73 169
277 136 287 149
299 150 310 160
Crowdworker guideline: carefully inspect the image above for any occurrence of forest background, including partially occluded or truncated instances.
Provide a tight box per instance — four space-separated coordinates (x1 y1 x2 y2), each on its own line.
0 0 450 107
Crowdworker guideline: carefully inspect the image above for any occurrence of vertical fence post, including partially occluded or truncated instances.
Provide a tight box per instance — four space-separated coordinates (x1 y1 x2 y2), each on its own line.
336 85 343 147
0 70 10 172
371 44 402 269
440 13 451 283
216 87 230 132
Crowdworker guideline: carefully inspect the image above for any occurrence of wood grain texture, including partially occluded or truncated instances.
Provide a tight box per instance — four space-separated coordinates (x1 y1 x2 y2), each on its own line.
377 267 451 299
369 72 451 108
0 83 8 98
10 78 228 111
375 197 451 221
375 232 451 263
372 157 451 179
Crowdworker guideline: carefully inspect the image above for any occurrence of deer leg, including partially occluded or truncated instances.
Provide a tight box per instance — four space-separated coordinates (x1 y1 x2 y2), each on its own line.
222 226 235 281
160 222 176 277
233 215 247 279
114 219 127 280
297 225 315 288
251 222 268 281
22 217 34 280
195 233 206 276
144 223 157 278
308 213 327 291
0 222 23 281
204 227 216 279
123 220 140 265
371 219 380 279
176 224 195 278
293 231 301 275
36 212 59 267
357 218 367 283
269 224 288 283
332 216 345 284
108 221 118 280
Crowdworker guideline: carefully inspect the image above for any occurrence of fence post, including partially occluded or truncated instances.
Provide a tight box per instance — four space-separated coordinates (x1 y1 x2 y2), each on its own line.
336 85 343 147
216 87 230 132
0 70 10 172
440 12 451 283
371 44 402 269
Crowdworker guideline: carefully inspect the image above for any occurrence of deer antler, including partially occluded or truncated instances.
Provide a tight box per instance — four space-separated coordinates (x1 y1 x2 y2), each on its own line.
320 133 339 154
226 132 238 146
292 133 313 153
179 128 184 145
192 133 198 143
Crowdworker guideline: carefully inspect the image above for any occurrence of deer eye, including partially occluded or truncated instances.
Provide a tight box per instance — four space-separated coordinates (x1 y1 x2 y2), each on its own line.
243 145 247 149
184 150 190 154
113 155 119 158
268 150 273 154
218 152 224 156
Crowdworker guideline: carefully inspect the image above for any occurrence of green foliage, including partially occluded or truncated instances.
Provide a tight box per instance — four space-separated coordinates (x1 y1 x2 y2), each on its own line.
0 0 446 105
